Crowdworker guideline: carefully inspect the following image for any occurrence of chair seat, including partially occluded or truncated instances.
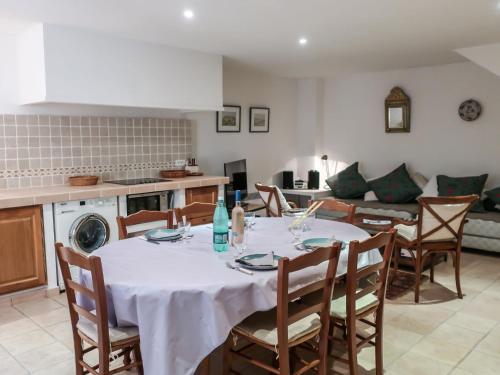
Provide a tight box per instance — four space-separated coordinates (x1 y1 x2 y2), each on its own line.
394 223 417 241
331 291 379 320
234 307 321 347
77 310 139 344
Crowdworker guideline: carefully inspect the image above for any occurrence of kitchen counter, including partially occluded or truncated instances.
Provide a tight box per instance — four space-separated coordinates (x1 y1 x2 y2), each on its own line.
0 176 229 209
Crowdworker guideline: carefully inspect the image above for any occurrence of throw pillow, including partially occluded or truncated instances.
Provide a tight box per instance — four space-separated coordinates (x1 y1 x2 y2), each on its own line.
485 187 500 205
325 162 369 199
437 174 488 212
369 164 423 203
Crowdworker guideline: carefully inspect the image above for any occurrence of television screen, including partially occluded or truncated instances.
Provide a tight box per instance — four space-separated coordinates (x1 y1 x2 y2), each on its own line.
224 159 248 208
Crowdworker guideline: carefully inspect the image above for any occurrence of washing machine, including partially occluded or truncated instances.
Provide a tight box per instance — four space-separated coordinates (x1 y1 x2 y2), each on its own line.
54 197 119 290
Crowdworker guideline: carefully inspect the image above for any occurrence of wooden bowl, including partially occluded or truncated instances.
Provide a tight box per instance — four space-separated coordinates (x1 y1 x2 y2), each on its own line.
160 170 188 179
68 175 99 186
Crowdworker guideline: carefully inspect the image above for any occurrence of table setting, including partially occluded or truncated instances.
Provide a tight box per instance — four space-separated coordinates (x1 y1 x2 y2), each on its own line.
79 214 382 375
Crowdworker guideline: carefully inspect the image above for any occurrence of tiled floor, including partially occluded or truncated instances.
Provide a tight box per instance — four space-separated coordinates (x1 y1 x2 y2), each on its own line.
1 251 500 374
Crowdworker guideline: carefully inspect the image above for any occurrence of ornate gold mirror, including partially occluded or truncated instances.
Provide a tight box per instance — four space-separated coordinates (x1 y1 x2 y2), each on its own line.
385 87 410 133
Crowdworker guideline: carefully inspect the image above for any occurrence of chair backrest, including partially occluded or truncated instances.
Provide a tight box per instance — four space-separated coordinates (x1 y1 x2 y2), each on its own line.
255 183 288 217
174 202 217 226
116 210 174 239
417 195 478 243
55 243 111 354
308 199 356 224
345 230 396 321
276 244 341 372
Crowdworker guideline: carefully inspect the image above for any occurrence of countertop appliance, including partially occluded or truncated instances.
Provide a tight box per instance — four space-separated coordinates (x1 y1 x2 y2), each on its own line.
106 178 170 185
126 191 173 216
54 197 119 290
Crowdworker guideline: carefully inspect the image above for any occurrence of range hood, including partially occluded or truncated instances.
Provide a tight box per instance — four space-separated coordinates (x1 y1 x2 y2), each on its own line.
17 24 223 111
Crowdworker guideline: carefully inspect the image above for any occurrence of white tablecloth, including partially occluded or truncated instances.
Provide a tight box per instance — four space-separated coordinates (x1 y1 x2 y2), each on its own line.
81 217 381 375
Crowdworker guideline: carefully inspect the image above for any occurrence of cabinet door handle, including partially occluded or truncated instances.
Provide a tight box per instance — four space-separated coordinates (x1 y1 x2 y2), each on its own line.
60 210 76 214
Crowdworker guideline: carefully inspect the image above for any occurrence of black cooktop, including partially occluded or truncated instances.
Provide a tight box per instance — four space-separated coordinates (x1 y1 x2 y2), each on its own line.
106 178 171 185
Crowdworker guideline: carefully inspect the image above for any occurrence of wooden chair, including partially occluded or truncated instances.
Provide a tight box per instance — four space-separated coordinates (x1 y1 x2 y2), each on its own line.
392 195 479 303
223 244 341 375
116 210 174 239
308 199 356 224
55 243 143 375
329 230 396 375
255 183 297 217
174 202 216 226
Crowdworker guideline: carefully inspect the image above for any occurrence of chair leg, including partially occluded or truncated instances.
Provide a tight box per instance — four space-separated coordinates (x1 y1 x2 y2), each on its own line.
74 340 84 375
454 251 463 299
375 321 383 375
430 254 435 283
278 345 290 375
222 336 232 375
346 319 358 375
133 344 144 375
391 245 401 285
414 250 422 304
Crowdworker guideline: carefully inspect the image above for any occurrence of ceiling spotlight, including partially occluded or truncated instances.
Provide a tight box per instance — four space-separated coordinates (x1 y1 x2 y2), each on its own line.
298 38 308 45
183 9 194 19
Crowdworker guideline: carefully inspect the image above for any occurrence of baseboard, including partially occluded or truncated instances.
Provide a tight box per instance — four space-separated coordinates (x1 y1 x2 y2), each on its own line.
0 285 60 306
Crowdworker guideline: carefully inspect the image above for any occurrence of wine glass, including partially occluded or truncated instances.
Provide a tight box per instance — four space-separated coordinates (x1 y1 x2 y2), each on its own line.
177 221 191 241
244 212 256 230
282 209 307 243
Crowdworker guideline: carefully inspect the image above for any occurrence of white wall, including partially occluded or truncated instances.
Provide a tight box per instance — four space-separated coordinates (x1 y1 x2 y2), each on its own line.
188 61 298 192
323 62 500 187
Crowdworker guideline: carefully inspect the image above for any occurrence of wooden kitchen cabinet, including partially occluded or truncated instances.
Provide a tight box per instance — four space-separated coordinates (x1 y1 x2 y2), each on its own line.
0 205 46 294
185 186 218 205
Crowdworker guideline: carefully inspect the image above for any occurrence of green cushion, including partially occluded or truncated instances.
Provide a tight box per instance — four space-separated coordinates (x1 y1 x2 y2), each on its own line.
331 292 379 319
437 174 488 212
368 164 422 203
325 162 369 199
485 187 500 205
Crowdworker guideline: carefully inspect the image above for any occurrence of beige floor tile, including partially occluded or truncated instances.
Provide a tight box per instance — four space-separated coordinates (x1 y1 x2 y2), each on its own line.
44 320 74 348
450 368 477 375
0 318 39 340
0 305 25 325
458 350 500 375
411 336 471 366
460 292 500 321
50 293 69 307
29 307 69 327
31 359 74 375
0 355 28 374
427 322 485 349
14 342 73 373
475 324 500 359
386 304 454 335
14 298 63 318
446 312 497 334
388 350 454 375
0 329 56 356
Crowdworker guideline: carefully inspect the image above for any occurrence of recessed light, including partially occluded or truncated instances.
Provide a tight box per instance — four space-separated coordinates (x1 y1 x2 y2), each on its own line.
298 37 308 45
183 9 194 19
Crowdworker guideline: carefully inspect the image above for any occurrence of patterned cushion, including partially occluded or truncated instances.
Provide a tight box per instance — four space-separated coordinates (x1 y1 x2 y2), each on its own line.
369 164 422 203
437 174 488 212
325 162 369 199
485 187 500 205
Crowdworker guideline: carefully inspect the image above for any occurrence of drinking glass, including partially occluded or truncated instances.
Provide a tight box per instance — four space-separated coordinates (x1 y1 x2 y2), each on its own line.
178 221 191 240
282 209 307 243
244 212 256 230
232 230 247 256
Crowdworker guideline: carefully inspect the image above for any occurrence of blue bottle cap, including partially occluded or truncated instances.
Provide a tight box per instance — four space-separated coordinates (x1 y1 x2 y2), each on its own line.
235 190 241 202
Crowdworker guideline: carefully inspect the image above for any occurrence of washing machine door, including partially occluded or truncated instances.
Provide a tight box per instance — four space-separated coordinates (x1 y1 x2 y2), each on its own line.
69 213 110 253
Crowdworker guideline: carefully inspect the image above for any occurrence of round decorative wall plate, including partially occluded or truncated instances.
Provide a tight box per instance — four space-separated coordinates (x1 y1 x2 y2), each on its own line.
458 99 481 122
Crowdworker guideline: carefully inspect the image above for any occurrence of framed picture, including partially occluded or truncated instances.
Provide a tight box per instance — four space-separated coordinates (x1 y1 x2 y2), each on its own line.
249 107 270 133
216 105 241 132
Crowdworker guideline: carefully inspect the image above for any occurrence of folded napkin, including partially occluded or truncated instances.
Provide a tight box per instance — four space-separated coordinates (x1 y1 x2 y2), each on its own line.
238 252 275 267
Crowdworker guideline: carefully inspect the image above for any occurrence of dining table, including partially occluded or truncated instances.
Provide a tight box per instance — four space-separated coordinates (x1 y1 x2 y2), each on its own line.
80 217 382 375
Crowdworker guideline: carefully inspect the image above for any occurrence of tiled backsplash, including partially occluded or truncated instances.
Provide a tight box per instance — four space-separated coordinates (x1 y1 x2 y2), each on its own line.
0 114 193 189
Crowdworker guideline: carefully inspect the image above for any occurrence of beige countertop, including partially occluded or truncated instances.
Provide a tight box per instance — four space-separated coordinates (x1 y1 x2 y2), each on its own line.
0 176 229 209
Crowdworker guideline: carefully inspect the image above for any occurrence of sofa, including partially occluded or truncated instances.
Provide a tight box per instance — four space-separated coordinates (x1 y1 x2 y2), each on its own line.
316 197 500 253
